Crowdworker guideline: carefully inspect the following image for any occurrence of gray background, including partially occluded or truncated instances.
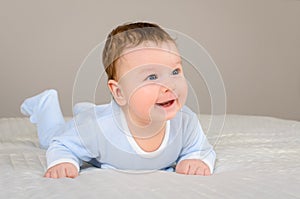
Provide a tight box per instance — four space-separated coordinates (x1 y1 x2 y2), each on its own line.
1 0 299 120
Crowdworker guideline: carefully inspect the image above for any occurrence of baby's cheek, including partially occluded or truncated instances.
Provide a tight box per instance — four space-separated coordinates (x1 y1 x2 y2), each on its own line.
129 88 158 111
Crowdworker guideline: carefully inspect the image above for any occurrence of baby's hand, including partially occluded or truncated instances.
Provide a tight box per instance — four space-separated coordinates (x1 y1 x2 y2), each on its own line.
44 162 78 179
175 159 211 176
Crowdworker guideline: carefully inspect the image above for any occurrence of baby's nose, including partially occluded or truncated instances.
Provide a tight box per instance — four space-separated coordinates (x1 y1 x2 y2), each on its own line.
160 80 176 93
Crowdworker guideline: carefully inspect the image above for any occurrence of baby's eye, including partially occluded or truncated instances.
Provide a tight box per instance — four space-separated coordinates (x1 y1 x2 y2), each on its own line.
172 68 181 75
146 74 158 81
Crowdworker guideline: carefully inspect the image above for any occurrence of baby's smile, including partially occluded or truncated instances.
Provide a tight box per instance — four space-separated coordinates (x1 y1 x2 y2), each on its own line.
156 99 175 108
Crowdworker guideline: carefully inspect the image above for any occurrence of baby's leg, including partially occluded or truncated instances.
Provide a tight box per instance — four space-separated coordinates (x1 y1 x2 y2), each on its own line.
21 89 65 149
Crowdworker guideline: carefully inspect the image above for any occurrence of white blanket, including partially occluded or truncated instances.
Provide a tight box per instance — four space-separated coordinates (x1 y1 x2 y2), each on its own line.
0 115 299 198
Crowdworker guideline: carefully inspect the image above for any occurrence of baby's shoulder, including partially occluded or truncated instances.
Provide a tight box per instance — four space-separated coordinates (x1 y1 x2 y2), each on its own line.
170 105 199 129
70 102 112 126
178 105 198 120
94 103 113 118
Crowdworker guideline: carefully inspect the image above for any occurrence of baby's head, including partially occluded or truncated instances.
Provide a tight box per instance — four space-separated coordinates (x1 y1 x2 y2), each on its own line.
103 22 175 81
102 22 187 126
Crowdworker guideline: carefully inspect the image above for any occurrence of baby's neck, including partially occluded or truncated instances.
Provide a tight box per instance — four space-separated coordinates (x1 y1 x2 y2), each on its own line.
125 117 167 152
131 123 166 152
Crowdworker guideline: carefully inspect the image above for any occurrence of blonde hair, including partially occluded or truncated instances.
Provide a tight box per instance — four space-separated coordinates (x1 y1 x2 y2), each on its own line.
102 22 175 80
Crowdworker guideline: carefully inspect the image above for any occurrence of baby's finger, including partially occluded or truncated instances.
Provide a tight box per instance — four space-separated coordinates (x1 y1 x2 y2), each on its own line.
175 162 190 174
204 168 211 176
66 168 78 178
44 171 51 178
57 167 67 178
50 170 58 178
187 165 198 175
195 166 205 175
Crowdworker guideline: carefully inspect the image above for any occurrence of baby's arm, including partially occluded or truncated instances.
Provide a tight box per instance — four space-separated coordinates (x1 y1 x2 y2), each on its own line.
45 118 99 179
46 138 83 179
44 162 78 178
176 113 216 175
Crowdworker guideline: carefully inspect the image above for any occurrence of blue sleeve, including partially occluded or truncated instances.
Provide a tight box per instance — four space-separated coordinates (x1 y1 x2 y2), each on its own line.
46 114 101 171
177 113 216 173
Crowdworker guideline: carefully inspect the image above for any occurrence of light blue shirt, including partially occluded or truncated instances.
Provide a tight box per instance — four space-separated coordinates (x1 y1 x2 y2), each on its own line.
46 101 216 173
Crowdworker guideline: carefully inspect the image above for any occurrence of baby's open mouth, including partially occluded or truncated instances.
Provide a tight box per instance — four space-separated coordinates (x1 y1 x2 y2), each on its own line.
156 100 175 108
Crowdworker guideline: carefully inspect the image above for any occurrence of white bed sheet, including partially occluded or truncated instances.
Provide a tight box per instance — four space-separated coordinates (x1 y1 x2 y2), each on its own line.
0 115 299 199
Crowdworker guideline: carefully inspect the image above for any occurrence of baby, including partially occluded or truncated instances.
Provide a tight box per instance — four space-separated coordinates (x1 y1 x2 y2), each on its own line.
21 22 216 178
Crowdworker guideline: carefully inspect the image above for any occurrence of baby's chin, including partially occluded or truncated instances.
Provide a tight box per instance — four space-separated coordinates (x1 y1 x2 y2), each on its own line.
127 100 183 125
150 105 181 122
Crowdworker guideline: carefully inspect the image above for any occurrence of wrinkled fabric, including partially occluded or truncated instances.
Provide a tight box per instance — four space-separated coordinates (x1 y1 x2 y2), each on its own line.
0 115 299 199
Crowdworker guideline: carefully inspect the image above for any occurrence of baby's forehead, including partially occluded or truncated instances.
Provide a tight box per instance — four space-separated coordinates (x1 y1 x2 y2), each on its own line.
119 42 180 65
122 41 179 55
114 41 181 80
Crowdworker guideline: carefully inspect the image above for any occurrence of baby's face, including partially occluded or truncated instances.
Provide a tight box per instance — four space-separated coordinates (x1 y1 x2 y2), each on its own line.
113 42 188 126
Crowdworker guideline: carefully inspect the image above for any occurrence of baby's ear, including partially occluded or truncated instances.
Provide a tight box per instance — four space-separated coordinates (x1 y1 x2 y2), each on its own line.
107 80 126 106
